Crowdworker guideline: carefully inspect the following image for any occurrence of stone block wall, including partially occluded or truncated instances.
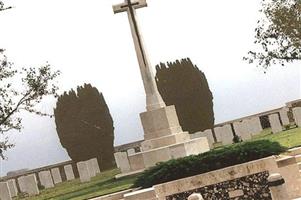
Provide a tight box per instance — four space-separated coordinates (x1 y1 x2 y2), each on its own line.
165 171 271 200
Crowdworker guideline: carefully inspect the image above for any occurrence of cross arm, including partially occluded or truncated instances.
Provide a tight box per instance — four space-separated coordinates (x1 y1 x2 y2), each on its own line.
113 0 147 14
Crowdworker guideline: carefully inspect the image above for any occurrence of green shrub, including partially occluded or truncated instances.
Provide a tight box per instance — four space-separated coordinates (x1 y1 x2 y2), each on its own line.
284 124 290 130
233 135 242 143
134 140 287 188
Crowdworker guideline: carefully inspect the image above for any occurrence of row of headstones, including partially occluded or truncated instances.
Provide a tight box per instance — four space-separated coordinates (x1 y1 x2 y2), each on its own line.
191 107 301 148
113 108 301 174
269 107 301 133
190 116 263 148
0 158 100 200
114 116 262 173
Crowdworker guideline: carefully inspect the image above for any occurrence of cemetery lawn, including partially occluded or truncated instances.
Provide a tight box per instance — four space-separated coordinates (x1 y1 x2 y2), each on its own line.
252 127 301 149
16 168 137 200
18 128 301 200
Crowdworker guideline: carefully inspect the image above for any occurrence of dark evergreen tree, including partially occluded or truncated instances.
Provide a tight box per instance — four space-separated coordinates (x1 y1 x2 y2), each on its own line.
155 58 214 133
54 84 114 169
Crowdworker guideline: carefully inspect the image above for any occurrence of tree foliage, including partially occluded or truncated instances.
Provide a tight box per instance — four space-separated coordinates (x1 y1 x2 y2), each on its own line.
54 84 115 169
155 58 214 133
245 0 301 68
0 1 60 159
0 50 60 159
0 1 12 11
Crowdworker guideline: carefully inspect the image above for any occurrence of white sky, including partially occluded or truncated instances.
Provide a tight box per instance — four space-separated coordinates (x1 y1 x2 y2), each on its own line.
0 0 300 176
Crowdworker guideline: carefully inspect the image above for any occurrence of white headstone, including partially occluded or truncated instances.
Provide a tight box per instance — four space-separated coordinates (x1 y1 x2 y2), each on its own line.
64 165 75 181
214 125 233 145
7 179 18 197
243 119 253 135
190 129 215 149
242 119 253 137
77 161 91 183
127 148 136 156
293 107 301 127
269 114 283 133
38 170 54 188
114 152 131 173
89 158 101 174
51 168 62 184
233 121 252 141
86 159 96 177
25 174 39 196
214 127 223 143
280 108 290 126
203 129 215 147
245 117 262 136
17 176 27 193
251 117 263 135
0 182 12 200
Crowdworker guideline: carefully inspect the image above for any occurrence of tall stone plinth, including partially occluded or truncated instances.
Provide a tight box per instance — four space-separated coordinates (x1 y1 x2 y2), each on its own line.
116 105 210 177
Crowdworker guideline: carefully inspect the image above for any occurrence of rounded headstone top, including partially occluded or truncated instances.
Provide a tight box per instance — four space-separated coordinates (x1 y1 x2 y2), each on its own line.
188 193 204 200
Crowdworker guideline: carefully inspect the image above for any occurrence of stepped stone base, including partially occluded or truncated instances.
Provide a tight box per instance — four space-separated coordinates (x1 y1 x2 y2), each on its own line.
141 132 190 151
116 137 209 177
115 105 210 177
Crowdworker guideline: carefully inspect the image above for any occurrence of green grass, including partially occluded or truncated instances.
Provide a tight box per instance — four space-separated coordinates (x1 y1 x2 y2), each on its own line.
16 169 137 200
17 127 301 200
251 127 301 149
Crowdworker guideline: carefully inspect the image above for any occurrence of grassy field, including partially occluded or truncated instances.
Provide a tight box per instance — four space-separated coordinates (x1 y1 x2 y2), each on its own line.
252 127 301 149
18 127 301 200
16 169 137 200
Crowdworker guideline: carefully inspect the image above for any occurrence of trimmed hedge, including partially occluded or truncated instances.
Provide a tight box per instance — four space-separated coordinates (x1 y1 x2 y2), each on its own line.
133 140 287 188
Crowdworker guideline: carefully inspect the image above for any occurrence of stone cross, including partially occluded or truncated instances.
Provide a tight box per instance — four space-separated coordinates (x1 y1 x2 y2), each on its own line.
113 0 165 111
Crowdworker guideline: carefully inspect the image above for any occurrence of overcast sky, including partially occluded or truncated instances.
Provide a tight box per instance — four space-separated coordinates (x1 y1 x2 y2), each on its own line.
0 0 300 176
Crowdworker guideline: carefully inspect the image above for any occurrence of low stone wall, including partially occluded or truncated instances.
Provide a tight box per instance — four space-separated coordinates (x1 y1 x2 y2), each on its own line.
165 171 271 200
1 158 100 199
154 156 278 199
150 156 301 200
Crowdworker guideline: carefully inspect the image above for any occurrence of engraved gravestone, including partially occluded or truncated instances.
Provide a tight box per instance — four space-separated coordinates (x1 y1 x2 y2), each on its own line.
7 179 18 197
64 164 75 181
293 107 301 127
77 161 91 183
25 174 39 196
269 114 282 133
114 152 131 173
51 168 62 184
0 182 12 200
38 170 54 188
